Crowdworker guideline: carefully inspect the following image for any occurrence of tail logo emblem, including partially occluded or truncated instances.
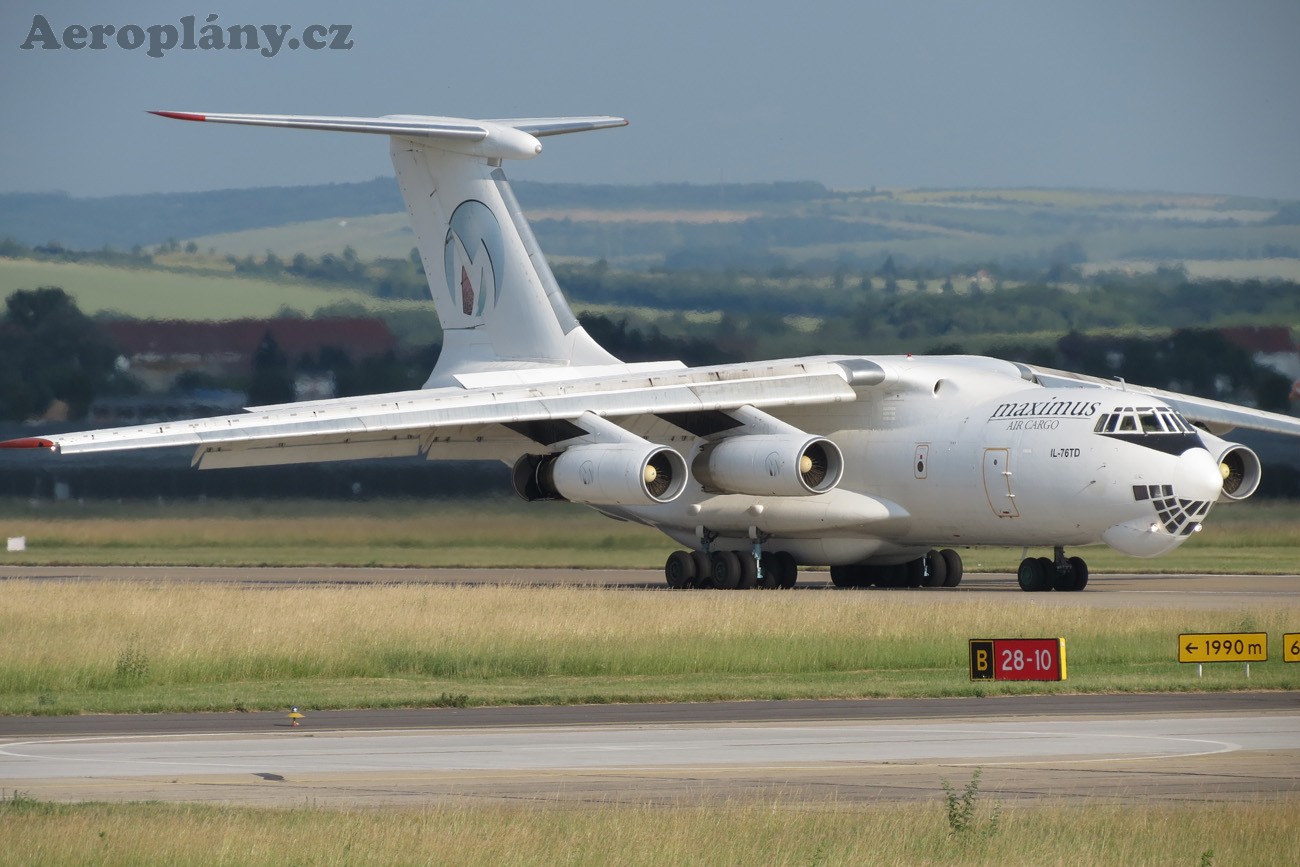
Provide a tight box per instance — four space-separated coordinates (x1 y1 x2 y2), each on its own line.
444 199 504 318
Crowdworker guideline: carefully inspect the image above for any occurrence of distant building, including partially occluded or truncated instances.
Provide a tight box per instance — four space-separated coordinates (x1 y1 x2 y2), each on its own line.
1218 325 1300 389
102 317 398 393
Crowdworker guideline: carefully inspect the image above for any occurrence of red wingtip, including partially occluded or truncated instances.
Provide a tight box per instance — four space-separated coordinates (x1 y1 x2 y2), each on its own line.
0 437 57 451
149 110 207 122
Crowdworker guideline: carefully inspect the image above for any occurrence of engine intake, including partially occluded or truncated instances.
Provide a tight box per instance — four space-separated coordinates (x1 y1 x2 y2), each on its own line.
694 435 844 496
513 443 688 506
1215 444 1262 501
1199 432 1262 502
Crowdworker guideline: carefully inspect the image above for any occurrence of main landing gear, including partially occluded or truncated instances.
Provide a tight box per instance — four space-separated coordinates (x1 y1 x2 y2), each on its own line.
1017 547 1089 592
828 548 963 589
664 548 798 590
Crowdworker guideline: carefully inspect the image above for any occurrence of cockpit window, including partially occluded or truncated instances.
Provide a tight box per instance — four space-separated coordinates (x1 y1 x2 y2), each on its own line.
1094 406 1195 436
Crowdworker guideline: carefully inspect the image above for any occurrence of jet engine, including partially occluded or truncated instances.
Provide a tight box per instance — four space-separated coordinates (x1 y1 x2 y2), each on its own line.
512 443 688 506
1198 432 1262 502
693 435 844 496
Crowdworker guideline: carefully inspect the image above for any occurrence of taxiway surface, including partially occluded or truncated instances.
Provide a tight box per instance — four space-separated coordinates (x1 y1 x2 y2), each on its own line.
3 565 1298 610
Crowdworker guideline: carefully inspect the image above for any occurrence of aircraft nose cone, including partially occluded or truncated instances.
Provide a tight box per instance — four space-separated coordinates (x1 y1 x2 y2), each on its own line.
1177 447 1223 504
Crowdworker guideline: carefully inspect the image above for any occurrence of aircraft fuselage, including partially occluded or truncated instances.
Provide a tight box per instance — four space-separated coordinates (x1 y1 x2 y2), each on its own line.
618 356 1227 568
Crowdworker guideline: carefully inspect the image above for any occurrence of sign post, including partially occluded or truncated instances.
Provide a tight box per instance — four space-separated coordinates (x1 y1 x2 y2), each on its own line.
969 638 1066 681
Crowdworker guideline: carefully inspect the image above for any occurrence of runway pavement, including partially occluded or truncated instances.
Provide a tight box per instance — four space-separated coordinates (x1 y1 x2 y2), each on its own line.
3 564 1298 609
2 694 1298 808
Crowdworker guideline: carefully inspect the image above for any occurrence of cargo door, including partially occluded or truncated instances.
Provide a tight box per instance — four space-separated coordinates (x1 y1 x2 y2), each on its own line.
983 448 1019 518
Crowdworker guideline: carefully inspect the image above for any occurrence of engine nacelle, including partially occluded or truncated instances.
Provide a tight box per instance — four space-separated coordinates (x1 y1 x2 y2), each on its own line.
512 443 688 506
693 435 844 496
1199 432 1262 502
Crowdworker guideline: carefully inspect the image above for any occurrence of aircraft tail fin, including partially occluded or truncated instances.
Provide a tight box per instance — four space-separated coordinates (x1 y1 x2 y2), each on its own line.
153 111 628 385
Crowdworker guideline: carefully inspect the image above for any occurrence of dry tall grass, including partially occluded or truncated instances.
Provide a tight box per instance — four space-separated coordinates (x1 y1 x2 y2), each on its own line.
2 580 1296 713
3 798 1297 867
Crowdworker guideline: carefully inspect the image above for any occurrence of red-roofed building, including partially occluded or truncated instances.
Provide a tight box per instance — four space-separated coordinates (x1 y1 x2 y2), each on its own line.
1219 326 1295 356
1219 326 1300 395
102 317 398 392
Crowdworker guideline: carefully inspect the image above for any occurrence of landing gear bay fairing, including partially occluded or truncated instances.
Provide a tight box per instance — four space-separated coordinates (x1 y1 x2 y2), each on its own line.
4 112 1298 591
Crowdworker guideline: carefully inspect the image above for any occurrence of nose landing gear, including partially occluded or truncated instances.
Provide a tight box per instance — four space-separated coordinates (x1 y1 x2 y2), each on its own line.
1017 547 1088 592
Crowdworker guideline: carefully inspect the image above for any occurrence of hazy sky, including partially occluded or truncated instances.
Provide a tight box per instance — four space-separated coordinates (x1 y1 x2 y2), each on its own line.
3 0 1298 198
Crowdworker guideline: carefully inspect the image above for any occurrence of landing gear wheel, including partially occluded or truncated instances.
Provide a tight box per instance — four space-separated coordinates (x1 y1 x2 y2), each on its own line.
1050 560 1076 592
905 557 926 588
1016 557 1038 592
775 551 798 588
880 564 909 588
1017 556 1051 592
664 550 693 589
940 549 963 587
1035 557 1054 589
711 551 742 590
689 551 711 589
829 565 857 588
1067 556 1089 591
922 549 947 587
737 555 759 590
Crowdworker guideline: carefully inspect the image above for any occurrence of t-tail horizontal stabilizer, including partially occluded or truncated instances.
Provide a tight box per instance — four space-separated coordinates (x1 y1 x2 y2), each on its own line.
151 110 630 384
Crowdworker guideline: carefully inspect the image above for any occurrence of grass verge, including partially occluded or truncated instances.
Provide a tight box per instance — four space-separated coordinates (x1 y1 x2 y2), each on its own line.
3 796 1296 867
2 581 1295 715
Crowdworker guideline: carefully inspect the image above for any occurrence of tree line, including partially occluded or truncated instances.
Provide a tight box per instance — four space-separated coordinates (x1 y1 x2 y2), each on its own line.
0 289 747 421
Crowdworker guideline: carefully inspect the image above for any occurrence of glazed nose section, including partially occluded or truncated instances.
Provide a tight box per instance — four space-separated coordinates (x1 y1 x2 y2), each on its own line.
1102 447 1221 558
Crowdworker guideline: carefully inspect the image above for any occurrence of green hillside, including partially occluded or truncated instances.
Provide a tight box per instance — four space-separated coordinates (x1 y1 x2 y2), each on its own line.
0 258 382 319
4 183 1299 362
0 257 446 349
190 213 416 260
8 178 1297 276
175 186 1300 279
0 178 404 250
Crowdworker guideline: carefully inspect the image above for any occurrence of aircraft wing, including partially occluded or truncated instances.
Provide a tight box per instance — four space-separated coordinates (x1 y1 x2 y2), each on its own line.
0 358 866 469
1021 363 1300 438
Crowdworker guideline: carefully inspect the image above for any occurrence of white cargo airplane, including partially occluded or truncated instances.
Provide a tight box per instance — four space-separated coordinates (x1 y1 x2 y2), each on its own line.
4 111 1299 591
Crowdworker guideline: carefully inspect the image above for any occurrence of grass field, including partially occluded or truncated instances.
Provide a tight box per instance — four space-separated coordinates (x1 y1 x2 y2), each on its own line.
1084 258 1300 282
0 257 429 323
2 573 1295 715
188 213 417 260
4 796 1297 867
0 497 1296 572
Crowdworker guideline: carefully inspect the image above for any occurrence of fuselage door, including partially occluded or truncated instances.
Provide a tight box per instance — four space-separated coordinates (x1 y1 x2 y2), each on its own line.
983 447 1019 518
